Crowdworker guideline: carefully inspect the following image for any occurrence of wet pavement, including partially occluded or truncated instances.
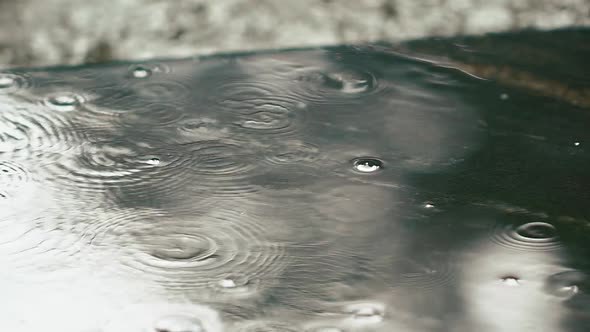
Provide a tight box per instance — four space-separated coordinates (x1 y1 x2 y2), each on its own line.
0 29 589 331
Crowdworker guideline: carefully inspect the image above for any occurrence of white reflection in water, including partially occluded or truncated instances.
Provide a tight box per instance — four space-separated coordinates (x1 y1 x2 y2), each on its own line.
457 241 566 332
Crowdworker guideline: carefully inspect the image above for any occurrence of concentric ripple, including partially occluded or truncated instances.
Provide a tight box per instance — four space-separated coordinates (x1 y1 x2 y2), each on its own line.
216 81 307 140
264 141 320 165
490 220 562 251
92 67 190 109
42 92 86 112
118 103 185 128
291 67 384 105
391 254 456 290
0 161 30 186
89 208 287 294
187 141 262 197
132 80 191 102
104 303 223 332
0 161 32 202
43 138 196 200
235 321 300 332
0 72 34 94
0 101 81 158
234 102 299 135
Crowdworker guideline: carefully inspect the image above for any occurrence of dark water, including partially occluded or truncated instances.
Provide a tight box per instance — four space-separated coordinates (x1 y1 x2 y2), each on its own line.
1 30 590 331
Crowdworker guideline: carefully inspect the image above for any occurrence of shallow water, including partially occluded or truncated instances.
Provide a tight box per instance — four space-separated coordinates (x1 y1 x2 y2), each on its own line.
1 30 590 331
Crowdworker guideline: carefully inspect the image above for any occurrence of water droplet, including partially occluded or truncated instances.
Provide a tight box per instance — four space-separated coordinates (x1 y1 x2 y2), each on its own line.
325 73 373 94
219 278 237 288
424 202 435 209
516 222 557 239
500 93 509 100
574 141 581 146
130 65 152 78
153 315 204 332
211 273 257 295
545 271 587 298
45 93 84 112
352 158 383 173
501 276 521 286
218 274 250 289
146 157 161 166
346 303 384 324
218 274 249 289
0 75 15 88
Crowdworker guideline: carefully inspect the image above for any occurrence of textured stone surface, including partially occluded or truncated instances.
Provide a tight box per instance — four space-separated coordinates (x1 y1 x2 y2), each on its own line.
0 0 589 67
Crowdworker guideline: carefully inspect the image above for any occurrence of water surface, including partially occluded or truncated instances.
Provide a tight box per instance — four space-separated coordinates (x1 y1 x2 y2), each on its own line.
1 29 589 331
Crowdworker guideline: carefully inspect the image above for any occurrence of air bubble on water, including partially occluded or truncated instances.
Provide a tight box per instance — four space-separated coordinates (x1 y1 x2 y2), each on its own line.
352 158 383 173
45 94 84 111
501 276 521 286
500 93 509 100
153 315 203 332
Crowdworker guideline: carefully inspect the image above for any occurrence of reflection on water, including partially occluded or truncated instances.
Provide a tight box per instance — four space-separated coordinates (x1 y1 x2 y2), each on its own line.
1 30 590 331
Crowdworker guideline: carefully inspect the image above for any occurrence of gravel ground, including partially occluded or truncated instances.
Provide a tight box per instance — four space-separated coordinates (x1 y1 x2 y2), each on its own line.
0 0 589 68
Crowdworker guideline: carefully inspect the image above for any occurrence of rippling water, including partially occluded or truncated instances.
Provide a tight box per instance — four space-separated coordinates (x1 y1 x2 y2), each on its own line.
1 30 589 332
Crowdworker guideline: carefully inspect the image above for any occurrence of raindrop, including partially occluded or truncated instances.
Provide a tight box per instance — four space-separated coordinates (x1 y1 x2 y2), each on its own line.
130 65 152 79
500 93 509 100
146 157 161 166
0 75 15 88
45 93 84 112
424 202 435 209
324 73 373 94
500 276 521 287
218 275 250 289
219 278 237 288
293 68 382 105
545 271 587 298
211 273 256 295
574 141 581 146
352 158 383 173
153 315 204 332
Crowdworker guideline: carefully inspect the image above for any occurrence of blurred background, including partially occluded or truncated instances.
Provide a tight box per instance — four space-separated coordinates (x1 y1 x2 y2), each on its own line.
0 0 589 68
